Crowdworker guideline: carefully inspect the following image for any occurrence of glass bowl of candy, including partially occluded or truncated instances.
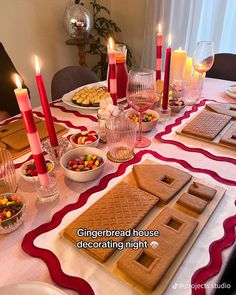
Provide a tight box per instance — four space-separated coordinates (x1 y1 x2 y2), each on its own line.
70 130 99 148
60 147 106 182
125 109 159 132
20 159 54 183
0 193 26 234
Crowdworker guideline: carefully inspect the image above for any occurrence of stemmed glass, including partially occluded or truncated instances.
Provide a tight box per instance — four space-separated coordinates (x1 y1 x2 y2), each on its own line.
126 69 156 148
193 41 215 78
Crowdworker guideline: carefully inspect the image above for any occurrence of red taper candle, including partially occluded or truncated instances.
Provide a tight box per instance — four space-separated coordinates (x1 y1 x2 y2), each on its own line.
35 56 58 147
162 34 172 110
156 23 162 80
14 74 50 186
107 37 117 105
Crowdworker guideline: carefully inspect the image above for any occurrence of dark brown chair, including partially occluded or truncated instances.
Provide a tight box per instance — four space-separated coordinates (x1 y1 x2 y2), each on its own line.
0 42 28 116
51 65 100 100
206 53 236 81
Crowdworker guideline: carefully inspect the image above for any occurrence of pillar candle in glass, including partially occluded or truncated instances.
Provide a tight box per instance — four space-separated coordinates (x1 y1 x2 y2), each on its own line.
14 74 50 186
184 57 193 81
156 23 162 80
35 56 58 147
162 34 172 110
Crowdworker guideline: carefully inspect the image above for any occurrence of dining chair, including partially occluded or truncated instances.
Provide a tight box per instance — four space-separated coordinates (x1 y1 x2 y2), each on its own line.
214 245 236 295
0 42 28 117
206 53 236 81
51 65 100 100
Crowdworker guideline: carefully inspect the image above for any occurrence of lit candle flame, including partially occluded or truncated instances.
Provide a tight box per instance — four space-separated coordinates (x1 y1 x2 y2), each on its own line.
168 34 172 47
158 23 161 34
34 56 41 75
15 74 22 90
179 46 182 51
108 37 114 51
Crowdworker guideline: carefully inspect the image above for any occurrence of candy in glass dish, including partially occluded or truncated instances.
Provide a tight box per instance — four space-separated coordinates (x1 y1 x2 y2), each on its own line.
0 193 25 234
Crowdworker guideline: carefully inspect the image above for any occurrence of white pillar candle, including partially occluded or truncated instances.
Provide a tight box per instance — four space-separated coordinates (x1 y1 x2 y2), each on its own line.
170 47 187 82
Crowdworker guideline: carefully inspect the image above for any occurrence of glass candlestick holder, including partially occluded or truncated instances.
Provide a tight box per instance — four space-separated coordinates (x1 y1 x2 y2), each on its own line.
42 137 69 168
36 175 59 203
157 106 171 121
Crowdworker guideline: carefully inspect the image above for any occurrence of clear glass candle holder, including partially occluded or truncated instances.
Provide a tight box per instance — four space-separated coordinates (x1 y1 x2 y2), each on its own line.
36 175 59 203
42 137 69 168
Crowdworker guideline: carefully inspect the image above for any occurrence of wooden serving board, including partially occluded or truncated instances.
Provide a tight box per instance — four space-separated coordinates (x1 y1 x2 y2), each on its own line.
0 117 68 159
176 109 236 151
60 160 226 295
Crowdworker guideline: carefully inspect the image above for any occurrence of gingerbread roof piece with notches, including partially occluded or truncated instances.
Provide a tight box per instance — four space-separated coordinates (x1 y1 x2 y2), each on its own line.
133 164 192 203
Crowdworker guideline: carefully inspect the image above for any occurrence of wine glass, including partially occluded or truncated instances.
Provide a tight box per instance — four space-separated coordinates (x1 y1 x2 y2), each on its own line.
126 69 156 148
193 41 215 78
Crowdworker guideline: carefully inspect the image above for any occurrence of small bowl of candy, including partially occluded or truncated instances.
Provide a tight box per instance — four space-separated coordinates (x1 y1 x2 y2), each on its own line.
20 159 54 183
0 193 26 234
169 99 185 113
125 109 159 132
60 147 106 182
70 130 99 148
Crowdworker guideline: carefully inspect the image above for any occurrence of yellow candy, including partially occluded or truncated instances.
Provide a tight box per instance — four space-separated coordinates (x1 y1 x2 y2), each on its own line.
1 198 8 205
84 161 89 166
47 163 53 171
95 160 99 166
7 201 13 206
6 211 11 218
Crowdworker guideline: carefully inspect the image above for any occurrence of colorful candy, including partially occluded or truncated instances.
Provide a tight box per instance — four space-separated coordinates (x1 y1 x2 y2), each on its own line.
66 154 104 172
0 194 24 225
72 131 98 145
128 113 157 123
22 160 53 177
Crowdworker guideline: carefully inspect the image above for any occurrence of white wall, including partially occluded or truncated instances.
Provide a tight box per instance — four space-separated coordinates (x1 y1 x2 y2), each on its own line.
0 0 146 107
0 0 78 107
110 0 147 68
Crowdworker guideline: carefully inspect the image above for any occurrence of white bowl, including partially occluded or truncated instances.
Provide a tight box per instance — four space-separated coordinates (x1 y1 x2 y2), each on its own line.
125 109 159 132
60 147 106 182
169 104 185 113
20 159 54 183
69 131 99 148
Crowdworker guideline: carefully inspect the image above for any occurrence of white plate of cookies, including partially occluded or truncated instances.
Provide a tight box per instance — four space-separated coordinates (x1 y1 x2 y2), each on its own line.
62 81 111 111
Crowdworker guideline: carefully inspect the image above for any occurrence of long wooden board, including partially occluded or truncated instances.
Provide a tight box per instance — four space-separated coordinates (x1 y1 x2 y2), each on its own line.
0 117 68 159
61 160 226 294
176 109 236 151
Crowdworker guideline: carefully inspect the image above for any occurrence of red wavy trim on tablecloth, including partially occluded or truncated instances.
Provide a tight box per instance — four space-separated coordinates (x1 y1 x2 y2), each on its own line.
191 200 236 295
32 111 87 131
0 114 21 126
22 150 236 295
50 100 98 122
155 99 236 165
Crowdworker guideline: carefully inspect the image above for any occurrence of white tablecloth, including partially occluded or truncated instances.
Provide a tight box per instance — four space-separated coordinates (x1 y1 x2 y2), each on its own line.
0 77 235 295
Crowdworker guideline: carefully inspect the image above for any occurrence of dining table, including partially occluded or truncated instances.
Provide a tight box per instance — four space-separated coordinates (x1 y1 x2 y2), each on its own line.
0 77 235 295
